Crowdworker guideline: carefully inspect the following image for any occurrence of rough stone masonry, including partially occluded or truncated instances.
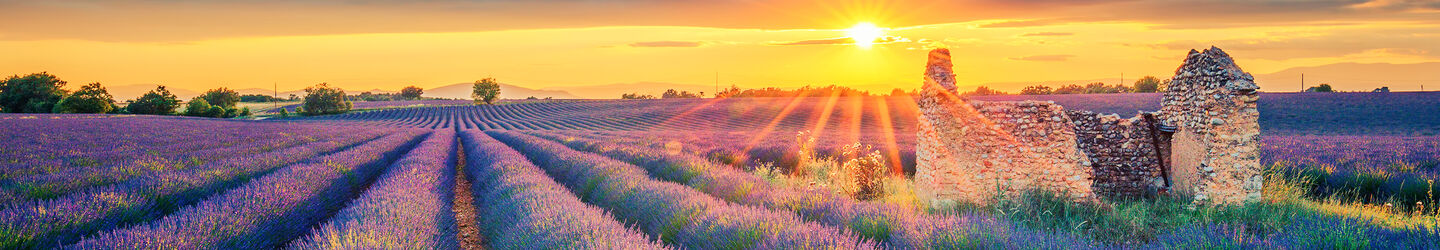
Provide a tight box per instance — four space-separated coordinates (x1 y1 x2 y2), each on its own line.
915 47 1261 206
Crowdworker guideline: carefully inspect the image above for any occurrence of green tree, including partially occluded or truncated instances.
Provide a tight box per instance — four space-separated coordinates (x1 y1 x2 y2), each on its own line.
127 86 182 115
472 78 500 105
184 98 213 117
1133 76 1163 93
399 86 424 100
56 82 116 113
200 88 240 108
1307 84 1334 92
1020 85 1053 95
0 72 68 113
278 108 290 118
963 86 1007 96
302 83 351 115
208 106 227 118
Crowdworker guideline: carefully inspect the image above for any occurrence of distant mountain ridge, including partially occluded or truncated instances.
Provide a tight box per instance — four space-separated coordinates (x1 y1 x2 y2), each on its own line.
424 82 581 100
978 62 1439 93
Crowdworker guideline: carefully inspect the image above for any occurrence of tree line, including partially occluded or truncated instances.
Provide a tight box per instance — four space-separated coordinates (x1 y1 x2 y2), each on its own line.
952 76 1171 96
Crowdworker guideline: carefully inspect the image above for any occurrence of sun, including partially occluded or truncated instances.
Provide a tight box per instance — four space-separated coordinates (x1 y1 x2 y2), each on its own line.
846 22 885 49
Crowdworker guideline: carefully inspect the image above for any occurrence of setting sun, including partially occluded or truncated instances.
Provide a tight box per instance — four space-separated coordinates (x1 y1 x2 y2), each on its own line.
845 22 885 49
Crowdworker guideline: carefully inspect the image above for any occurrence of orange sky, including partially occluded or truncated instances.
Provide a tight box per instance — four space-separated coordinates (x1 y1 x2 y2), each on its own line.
3 0 1439 96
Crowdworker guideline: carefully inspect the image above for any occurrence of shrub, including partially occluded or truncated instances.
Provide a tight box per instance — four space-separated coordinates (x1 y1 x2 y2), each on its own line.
301 83 351 116
399 86 423 100
0 72 68 113
1133 76 1163 93
621 93 656 99
1020 85 1053 95
55 82 117 114
471 78 500 105
661 89 700 98
199 88 240 108
127 86 182 115
239 94 280 103
184 98 213 117
278 108 290 118
962 86 1007 96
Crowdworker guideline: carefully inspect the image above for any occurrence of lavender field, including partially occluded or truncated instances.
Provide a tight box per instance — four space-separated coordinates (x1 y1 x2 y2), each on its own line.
3 92 1438 248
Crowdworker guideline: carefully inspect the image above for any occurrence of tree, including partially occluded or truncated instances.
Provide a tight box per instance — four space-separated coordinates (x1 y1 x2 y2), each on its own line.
890 88 908 96
56 82 116 113
1020 85 1053 95
661 89 700 98
184 98 213 117
1306 84 1334 92
1133 76 1163 93
399 86 424 100
621 93 656 99
0 72 68 113
200 88 240 108
127 86 182 115
472 78 500 105
1054 84 1085 94
278 108 290 118
962 86 1007 96
239 94 279 102
302 83 352 115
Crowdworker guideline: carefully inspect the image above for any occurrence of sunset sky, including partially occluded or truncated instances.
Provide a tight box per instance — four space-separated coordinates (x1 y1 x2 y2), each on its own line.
3 0 1439 97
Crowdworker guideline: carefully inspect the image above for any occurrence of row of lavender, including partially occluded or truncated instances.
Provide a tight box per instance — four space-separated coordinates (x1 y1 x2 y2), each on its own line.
1 125 396 248
523 130 1092 248
530 130 1440 248
485 130 879 248
66 129 428 248
0 115 355 181
0 125 377 205
290 130 459 249
459 131 664 248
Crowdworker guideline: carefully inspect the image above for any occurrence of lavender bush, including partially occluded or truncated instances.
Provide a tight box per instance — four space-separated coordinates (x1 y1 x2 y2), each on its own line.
291 130 459 249
66 129 426 249
486 131 877 249
460 130 666 249
0 129 393 249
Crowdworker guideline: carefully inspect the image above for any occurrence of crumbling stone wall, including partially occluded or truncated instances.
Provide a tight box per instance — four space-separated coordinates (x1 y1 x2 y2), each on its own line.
1159 47 1263 204
916 46 1262 206
916 49 1093 206
1068 111 1164 198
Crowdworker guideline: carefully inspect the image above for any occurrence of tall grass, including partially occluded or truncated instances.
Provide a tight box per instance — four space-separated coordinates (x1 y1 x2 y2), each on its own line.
931 165 1440 246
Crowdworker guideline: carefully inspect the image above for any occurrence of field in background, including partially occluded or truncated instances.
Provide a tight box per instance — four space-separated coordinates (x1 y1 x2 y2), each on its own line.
3 91 1438 248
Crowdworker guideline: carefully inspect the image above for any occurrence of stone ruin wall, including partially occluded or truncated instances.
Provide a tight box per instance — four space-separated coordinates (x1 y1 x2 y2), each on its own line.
1159 47 1263 204
915 49 1094 206
1067 111 1165 198
917 46 1262 206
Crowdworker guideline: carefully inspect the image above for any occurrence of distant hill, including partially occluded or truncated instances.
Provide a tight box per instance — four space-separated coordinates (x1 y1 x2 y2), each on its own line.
107 84 203 101
1252 62 1440 92
973 62 1440 93
547 82 714 99
424 82 580 99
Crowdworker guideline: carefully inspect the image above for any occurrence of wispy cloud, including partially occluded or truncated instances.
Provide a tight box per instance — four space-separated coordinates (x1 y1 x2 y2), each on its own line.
769 36 907 46
1009 55 1075 61
1020 32 1074 37
628 41 705 47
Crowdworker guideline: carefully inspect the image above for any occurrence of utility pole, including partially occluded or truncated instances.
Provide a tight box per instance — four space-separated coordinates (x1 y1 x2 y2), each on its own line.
273 82 278 110
1120 73 1124 86
714 71 719 98
1300 73 1305 92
